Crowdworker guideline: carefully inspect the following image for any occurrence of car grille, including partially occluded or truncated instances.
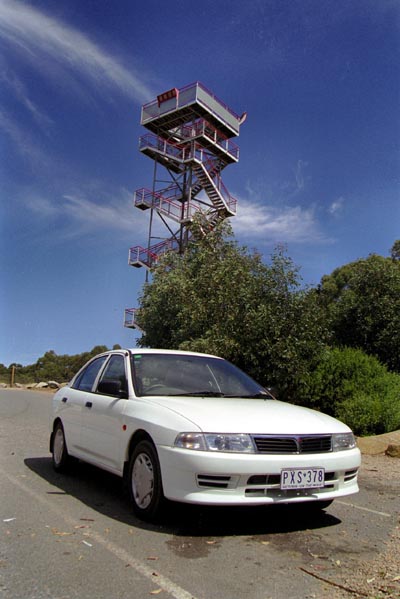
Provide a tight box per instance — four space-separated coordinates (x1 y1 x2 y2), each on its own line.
252 435 332 454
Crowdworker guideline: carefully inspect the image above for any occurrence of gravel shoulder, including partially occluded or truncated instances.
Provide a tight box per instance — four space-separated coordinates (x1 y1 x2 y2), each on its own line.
323 448 400 599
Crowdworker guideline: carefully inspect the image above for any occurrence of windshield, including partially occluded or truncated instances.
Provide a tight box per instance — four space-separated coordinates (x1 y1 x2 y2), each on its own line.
130 353 272 398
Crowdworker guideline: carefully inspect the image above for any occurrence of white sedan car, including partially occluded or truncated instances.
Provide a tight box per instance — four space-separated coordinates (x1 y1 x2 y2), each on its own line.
50 349 361 521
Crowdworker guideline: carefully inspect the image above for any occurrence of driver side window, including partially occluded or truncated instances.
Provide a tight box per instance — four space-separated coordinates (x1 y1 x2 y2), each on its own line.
97 355 128 395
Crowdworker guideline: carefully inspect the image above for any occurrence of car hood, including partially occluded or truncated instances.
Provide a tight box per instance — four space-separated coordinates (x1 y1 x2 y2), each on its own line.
146 396 350 435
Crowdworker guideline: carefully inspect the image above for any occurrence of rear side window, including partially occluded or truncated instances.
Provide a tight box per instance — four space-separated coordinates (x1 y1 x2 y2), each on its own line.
73 356 107 392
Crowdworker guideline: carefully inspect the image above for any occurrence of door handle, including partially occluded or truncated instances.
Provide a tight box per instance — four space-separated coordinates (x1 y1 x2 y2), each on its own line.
85 401 93 409
61 397 68 403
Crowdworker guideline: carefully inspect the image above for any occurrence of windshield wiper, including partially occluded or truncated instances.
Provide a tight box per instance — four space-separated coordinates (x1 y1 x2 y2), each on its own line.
168 391 273 399
228 392 273 399
169 391 226 397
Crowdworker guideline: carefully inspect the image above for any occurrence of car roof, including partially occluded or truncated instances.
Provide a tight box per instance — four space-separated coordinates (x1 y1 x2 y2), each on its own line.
126 348 222 359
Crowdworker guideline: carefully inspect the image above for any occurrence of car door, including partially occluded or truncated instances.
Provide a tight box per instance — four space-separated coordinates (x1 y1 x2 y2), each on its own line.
58 355 108 456
78 354 128 473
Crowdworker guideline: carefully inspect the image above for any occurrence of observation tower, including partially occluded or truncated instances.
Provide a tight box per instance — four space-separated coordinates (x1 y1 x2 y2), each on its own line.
124 82 246 330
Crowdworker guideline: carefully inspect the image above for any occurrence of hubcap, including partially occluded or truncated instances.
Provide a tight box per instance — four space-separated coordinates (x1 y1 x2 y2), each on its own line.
53 428 64 465
132 452 154 509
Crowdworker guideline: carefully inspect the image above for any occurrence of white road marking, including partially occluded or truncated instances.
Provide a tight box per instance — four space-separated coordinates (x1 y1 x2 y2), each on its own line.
336 500 391 518
2 468 198 599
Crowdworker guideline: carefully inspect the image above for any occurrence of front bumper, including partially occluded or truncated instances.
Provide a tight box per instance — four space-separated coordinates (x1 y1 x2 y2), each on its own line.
158 445 361 505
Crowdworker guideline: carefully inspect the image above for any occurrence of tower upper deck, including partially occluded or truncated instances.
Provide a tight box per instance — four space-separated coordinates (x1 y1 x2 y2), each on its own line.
141 82 241 138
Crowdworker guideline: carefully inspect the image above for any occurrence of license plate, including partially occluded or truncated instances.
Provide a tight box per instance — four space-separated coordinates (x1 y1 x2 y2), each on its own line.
281 468 325 489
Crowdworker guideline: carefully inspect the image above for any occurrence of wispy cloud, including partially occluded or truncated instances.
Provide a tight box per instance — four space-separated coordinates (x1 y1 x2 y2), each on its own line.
233 197 327 244
0 0 154 104
0 109 50 165
25 187 148 241
294 159 309 191
62 193 138 234
328 196 345 216
0 70 54 128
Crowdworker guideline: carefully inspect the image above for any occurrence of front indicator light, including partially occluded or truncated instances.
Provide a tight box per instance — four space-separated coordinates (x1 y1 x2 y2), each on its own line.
174 433 206 451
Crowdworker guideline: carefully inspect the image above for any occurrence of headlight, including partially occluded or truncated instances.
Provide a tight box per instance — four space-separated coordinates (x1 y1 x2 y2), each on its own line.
204 433 255 452
175 433 255 453
332 432 356 451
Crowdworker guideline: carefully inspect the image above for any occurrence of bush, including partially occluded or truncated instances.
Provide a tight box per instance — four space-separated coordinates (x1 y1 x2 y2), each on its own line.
299 347 400 435
335 392 383 436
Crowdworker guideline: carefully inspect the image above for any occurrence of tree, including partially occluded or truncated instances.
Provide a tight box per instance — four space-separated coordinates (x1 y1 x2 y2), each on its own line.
391 239 400 261
1 345 115 384
319 253 400 372
136 221 328 399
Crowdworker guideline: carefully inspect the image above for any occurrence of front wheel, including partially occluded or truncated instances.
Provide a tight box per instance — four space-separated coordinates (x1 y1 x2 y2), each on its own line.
298 499 333 512
128 440 165 521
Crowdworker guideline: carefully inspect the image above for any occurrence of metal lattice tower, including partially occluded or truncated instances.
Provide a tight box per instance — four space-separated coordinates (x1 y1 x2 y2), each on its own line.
124 82 246 330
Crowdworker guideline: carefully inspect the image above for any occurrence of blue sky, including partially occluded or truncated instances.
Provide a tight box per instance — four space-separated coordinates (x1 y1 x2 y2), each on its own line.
0 0 399 366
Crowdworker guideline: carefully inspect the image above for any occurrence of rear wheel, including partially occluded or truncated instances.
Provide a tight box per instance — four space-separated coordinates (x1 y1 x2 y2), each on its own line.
128 440 165 521
52 422 71 472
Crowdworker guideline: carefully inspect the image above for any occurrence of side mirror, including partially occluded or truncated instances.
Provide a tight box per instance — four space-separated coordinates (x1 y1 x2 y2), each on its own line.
97 380 128 399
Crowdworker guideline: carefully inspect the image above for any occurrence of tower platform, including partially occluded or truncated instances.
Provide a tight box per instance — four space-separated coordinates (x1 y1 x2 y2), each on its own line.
141 82 241 138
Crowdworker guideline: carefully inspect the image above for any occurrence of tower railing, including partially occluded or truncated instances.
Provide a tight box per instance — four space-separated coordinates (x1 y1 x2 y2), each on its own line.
134 187 200 223
139 130 238 164
129 237 182 269
141 82 240 137
124 308 143 330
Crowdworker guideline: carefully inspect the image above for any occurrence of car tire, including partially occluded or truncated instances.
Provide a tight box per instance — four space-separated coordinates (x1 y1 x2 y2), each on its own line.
128 440 165 521
298 499 333 512
52 422 71 472
314 499 333 510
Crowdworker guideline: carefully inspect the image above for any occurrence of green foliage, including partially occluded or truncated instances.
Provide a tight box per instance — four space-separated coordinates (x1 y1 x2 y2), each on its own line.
391 239 400 261
335 392 383 436
136 221 328 399
300 347 400 435
136 228 400 434
319 254 400 372
0 345 112 384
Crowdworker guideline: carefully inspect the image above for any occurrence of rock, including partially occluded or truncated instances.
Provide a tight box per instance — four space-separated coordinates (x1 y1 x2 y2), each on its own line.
385 444 400 458
14 383 23 388
357 430 400 455
36 382 49 388
47 381 60 389
0 383 8 388
26 383 36 389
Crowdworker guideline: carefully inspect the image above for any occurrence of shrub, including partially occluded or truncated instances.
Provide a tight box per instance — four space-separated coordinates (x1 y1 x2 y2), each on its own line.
299 347 400 435
335 392 383 436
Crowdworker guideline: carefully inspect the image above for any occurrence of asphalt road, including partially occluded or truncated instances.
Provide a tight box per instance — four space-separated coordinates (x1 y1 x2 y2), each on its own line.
1 389 399 599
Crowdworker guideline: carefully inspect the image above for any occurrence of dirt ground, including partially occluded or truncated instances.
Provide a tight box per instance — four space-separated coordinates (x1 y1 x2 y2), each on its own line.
324 432 400 599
